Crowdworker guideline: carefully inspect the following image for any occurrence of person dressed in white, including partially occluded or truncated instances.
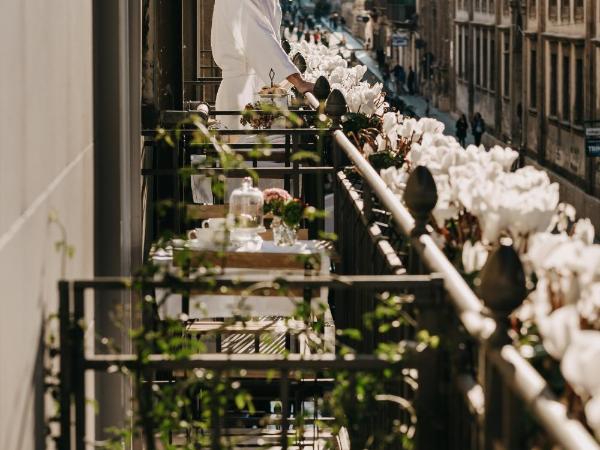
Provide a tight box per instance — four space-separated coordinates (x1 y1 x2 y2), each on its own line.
211 0 314 130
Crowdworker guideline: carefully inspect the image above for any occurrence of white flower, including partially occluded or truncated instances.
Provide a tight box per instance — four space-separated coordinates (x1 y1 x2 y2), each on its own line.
526 232 573 273
417 117 445 135
451 167 559 244
380 166 409 195
577 283 600 329
432 174 459 225
488 145 519 171
461 241 489 274
561 331 600 399
375 134 386 152
398 118 419 141
345 90 362 114
571 246 600 287
382 112 399 149
573 218 595 245
537 305 580 360
356 82 383 117
585 396 600 440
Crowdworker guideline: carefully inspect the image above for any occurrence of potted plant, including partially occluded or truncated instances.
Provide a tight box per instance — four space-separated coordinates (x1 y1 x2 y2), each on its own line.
263 188 305 246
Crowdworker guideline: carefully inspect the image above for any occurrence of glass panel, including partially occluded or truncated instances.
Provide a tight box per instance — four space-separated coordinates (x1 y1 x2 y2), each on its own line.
530 46 537 108
562 49 570 121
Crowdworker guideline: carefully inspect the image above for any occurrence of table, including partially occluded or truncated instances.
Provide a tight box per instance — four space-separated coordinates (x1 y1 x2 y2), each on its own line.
153 239 335 354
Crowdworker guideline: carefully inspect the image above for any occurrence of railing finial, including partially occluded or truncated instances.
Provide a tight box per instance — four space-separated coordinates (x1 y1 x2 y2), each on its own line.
314 76 331 102
479 242 527 343
403 166 437 236
324 89 347 127
292 53 307 74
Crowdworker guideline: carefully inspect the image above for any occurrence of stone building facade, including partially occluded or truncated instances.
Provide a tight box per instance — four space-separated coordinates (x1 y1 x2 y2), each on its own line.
522 0 599 195
417 0 454 111
451 0 600 220
0 1 95 447
453 0 524 144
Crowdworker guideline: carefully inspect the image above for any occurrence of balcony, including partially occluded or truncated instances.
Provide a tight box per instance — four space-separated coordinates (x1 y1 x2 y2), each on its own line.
49 76 600 448
382 0 417 24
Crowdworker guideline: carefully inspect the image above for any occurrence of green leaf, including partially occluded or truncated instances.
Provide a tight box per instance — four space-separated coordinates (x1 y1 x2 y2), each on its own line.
291 151 321 163
339 328 362 341
234 392 246 410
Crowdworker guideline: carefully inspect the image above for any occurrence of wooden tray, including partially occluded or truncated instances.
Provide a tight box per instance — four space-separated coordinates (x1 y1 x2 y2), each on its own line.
174 247 321 271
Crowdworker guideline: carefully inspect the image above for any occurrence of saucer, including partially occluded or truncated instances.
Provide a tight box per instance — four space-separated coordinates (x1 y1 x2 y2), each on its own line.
185 239 223 250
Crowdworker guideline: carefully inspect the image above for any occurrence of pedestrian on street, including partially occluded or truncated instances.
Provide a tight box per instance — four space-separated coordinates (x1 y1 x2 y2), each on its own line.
471 112 486 147
296 21 304 42
304 30 311 43
455 114 468 147
340 16 346 28
331 14 339 30
376 48 385 68
314 29 321 44
407 66 416 95
392 63 406 95
321 30 330 47
382 62 391 85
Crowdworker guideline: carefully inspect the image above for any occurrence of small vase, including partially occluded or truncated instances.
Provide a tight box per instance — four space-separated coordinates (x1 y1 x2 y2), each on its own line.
271 217 298 247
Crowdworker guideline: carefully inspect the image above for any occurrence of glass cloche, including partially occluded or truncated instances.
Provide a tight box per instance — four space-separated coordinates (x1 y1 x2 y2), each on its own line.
229 177 264 230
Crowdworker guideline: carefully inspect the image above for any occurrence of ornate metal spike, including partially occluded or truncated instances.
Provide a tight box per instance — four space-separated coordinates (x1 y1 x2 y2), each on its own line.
292 53 307 74
403 166 438 236
479 242 527 316
324 89 348 123
314 76 331 102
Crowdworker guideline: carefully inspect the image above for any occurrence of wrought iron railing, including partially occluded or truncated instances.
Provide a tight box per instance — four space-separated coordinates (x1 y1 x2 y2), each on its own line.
312 84 599 449
56 84 600 449
57 273 442 450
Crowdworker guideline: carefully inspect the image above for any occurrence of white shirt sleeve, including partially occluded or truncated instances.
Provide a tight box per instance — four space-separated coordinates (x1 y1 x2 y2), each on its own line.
241 1 299 86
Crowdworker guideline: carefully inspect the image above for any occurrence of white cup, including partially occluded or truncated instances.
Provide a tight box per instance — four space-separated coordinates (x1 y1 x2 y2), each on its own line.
187 226 228 248
202 218 227 229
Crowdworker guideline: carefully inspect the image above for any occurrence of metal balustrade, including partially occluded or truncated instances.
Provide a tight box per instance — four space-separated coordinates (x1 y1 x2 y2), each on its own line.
57 274 442 450
315 85 600 449
55 84 600 449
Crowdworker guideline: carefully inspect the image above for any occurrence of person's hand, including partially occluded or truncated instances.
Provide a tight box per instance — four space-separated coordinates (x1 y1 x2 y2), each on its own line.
296 80 315 95
287 73 314 95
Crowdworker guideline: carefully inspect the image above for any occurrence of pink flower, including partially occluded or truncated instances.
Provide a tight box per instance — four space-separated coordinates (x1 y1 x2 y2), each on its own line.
263 188 292 204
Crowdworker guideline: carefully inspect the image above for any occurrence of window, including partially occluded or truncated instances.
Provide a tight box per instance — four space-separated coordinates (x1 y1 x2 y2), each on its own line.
574 0 584 22
550 46 558 116
483 32 488 88
529 0 537 18
503 0 510 15
476 31 481 86
561 0 571 22
456 28 461 77
549 0 558 21
490 34 496 91
465 33 470 81
457 27 464 79
530 46 537 108
503 32 510 97
562 48 570 121
574 54 584 124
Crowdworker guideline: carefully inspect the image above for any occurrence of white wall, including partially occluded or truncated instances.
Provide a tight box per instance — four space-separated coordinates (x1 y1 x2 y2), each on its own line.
0 1 94 448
